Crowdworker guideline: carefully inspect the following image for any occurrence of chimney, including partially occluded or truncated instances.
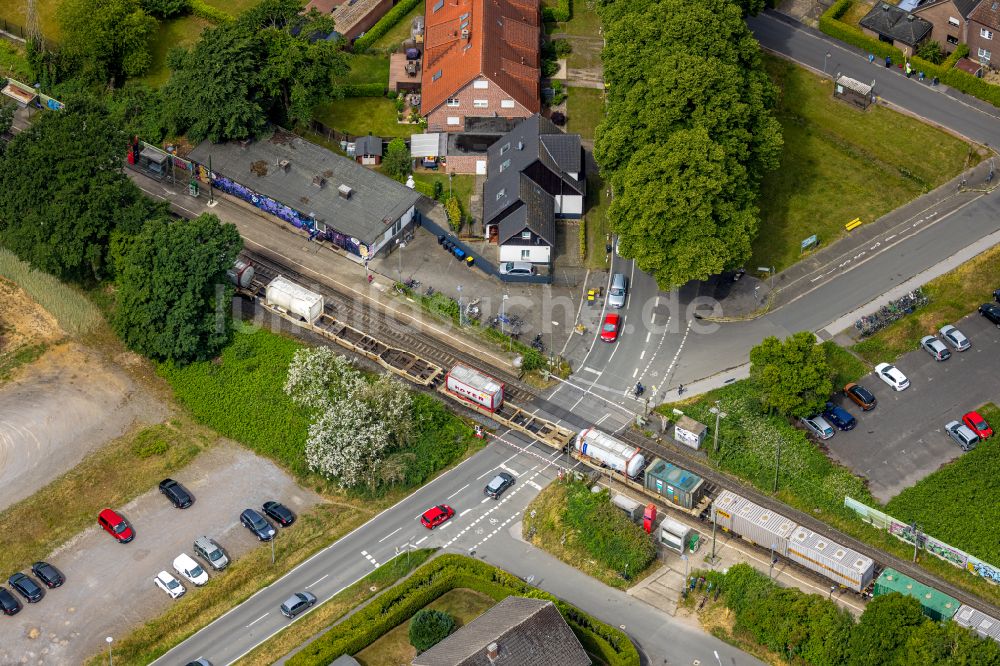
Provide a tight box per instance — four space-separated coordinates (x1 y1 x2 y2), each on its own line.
462 28 470 40
486 642 499 662
516 140 523 150
277 158 290 172
338 184 353 198
312 174 326 188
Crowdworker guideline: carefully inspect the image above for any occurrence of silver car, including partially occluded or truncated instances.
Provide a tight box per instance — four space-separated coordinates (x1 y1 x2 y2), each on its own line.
193 536 229 571
919 335 951 361
280 591 317 618
945 420 979 451
800 415 835 440
608 273 627 308
939 324 970 351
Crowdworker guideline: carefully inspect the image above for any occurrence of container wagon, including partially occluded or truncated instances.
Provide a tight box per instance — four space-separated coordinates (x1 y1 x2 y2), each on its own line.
954 605 1000 644
643 458 706 510
712 490 797 556
228 259 256 290
445 364 504 412
575 427 646 479
785 526 875 593
265 276 324 323
873 568 960 621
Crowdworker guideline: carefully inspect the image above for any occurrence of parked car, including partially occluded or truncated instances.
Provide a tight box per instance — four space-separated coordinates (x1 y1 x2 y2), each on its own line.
263 501 296 527
919 335 951 361
994 288 1000 303
939 324 970 352
608 273 628 308
184 660 213 666
159 478 194 509
484 472 515 499
30 562 64 589
153 571 185 599
963 411 993 439
8 573 43 603
844 383 877 411
173 553 209 586
945 420 980 451
981 303 1000 327
800 415 835 440
240 509 275 541
498 262 535 276
875 363 910 391
600 313 621 342
193 536 229 571
822 402 857 431
279 592 317 619
0 587 21 615
98 508 134 543
420 505 455 529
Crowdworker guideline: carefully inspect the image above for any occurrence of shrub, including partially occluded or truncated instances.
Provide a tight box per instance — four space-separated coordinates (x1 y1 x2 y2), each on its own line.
578 220 586 259
520 347 546 372
409 609 455 651
916 40 945 65
189 0 231 22
542 0 570 22
433 180 444 200
553 39 572 57
542 59 560 78
445 196 462 231
564 482 656 576
341 83 386 98
141 0 190 18
352 0 423 52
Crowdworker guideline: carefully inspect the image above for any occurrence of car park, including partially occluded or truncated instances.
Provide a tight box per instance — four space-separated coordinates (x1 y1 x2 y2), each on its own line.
279 591 317 619
159 478 194 509
945 420 980 451
0 587 21 615
981 303 1000 327
608 273 628 308
822 402 856 431
919 335 951 361
153 571 185 599
30 562 64 589
484 472 515 499
173 553 209 586
98 508 134 543
939 324 970 352
420 504 455 529
193 536 229 571
800 415 835 440
875 363 910 391
240 509 276 541
963 411 993 439
8 573 43 603
600 313 621 342
844 383 877 411
262 501 296 527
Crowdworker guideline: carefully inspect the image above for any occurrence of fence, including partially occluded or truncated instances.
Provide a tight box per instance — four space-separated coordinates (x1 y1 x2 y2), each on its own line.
307 119 409 152
0 18 27 41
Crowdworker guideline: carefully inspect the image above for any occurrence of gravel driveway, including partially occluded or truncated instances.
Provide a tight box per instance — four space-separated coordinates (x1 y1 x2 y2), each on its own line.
0 442 322 665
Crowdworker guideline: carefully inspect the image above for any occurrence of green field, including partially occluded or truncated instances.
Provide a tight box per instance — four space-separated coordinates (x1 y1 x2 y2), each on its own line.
313 96 412 138
0 0 60 41
140 14 212 87
0 39 31 80
546 0 601 36
754 55 974 272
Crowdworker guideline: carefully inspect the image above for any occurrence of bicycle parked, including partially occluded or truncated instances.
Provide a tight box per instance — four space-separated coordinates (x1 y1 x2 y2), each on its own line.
854 288 929 337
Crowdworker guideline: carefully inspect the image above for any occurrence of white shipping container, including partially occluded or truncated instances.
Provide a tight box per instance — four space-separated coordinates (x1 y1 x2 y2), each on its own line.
611 493 643 522
659 517 692 555
574 428 645 478
785 526 875 593
445 364 504 411
955 605 1000 644
712 490 797 556
265 276 324 323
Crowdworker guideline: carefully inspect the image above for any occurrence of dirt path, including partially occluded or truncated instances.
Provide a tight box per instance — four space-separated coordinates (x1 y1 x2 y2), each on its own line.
0 277 63 356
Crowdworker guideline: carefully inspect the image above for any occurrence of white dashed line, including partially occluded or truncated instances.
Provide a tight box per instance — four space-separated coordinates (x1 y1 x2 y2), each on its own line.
307 574 328 588
377 527 402 543
459 508 473 517
446 484 469 500
246 613 269 628
415 536 428 545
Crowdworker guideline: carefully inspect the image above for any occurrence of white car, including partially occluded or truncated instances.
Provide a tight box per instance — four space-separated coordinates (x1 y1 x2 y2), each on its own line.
154 571 186 599
939 324 970 351
173 553 209 586
874 363 910 391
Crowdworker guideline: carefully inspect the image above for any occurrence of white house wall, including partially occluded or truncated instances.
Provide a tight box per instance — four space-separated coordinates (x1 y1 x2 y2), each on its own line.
555 195 584 217
500 245 551 264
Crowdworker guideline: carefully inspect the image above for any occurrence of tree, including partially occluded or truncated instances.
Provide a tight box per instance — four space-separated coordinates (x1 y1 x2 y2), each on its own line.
113 214 242 362
749 331 832 418
0 99 14 137
846 593 926 666
445 196 462 232
0 96 160 283
285 346 364 410
409 610 455 651
141 0 190 18
916 41 945 65
57 0 157 84
383 137 411 181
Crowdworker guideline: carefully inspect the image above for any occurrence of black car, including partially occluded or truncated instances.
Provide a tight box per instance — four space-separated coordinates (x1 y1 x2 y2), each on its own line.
981 303 1000 327
240 509 276 541
30 562 64 589
484 472 516 499
159 478 194 509
8 573 43 603
262 501 296 527
822 402 857 431
0 587 21 615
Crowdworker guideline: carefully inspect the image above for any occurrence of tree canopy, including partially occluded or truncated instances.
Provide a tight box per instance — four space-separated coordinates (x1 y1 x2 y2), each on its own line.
57 0 157 85
113 214 242 362
383 137 411 181
749 331 832 418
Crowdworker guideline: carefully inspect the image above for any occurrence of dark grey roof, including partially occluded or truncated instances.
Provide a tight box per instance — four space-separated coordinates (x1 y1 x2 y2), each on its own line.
954 0 982 18
860 3 933 45
187 129 420 246
912 0 982 17
411 597 590 666
331 656 361 666
497 173 555 245
540 133 581 174
355 135 383 157
464 117 521 133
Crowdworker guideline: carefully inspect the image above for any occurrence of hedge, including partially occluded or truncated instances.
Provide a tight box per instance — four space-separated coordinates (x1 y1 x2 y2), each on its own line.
578 220 586 260
340 83 387 98
352 0 423 52
542 0 571 23
287 554 639 666
189 0 232 23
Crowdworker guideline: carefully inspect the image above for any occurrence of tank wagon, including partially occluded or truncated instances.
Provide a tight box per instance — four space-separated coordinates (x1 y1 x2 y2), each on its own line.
227 259 256 290
574 428 646 479
265 276 324 323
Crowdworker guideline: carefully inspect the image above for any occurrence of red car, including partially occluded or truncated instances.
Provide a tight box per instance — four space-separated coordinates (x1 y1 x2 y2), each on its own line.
98 508 134 543
600 313 621 342
963 411 993 439
420 505 455 529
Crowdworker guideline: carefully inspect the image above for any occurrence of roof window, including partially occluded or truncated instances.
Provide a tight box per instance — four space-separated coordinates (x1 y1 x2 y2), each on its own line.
432 69 443 81
432 0 444 11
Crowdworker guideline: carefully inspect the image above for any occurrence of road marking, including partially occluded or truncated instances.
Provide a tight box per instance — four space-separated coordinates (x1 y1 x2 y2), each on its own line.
595 413 610 426
645 331 651 343
459 508 473 517
481 496 492 504
476 468 496 480
362 551 380 567
581 366 601 375
377 527 402 543
639 350 645 361
438 522 451 530
446 484 469 500
528 480 542 490
246 613 269 628
307 574 328 588
415 536 428 545
499 464 518 475
632 368 638 378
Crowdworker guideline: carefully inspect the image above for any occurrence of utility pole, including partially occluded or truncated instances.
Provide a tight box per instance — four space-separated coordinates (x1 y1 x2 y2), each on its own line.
773 436 781 493
457 285 464 327
207 155 215 205
710 401 726 453
912 522 921 562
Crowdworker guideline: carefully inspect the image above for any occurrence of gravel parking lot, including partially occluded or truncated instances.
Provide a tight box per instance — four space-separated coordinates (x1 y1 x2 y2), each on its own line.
0 442 322 665
825 312 1000 502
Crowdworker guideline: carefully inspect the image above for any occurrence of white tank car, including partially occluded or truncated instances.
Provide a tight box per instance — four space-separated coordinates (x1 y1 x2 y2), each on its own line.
574 427 646 478
265 276 324 323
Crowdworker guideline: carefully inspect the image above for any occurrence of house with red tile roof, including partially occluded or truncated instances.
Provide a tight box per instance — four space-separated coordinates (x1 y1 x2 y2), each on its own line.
421 0 541 132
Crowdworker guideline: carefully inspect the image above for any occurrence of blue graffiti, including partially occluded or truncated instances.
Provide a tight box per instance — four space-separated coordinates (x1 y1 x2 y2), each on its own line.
212 176 315 231
974 561 1000 585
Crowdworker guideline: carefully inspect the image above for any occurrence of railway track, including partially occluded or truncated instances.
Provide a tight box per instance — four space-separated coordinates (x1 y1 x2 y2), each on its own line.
240 248 1000 619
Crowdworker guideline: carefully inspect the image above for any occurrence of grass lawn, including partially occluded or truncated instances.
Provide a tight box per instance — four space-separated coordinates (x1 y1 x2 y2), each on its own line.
566 86 603 142
200 0 262 17
369 2 422 51
343 53 390 85
411 171 476 221
821 340 869 388
584 172 611 270
840 0 877 29
313 96 412 138
355 588 495 665
140 14 212 88
0 0 60 41
0 39 31 80
852 242 1000 364
754 55 974 272
546 0 602 37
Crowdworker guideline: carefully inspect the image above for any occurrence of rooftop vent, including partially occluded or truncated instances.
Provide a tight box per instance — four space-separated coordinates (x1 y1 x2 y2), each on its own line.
338 184 353 199
312 174 326 188
516 140 524 150
906 13 915 19
487 642 499 662
277 158 290 172
461 28 470 40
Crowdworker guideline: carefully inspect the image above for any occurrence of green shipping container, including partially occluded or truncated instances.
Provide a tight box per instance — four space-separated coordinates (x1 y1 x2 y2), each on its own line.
873 568 960 621
643 458 705 510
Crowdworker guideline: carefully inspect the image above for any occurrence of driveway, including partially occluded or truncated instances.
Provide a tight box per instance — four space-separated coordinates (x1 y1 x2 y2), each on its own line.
824 311 1000 502
0 442 322 665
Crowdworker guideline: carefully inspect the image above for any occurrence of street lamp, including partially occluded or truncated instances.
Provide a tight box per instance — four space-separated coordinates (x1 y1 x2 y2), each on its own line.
829 585 837 600
457 284 464 327
106 636 113 666
681 553 689 586
709 401 727 453
550 320 559 362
